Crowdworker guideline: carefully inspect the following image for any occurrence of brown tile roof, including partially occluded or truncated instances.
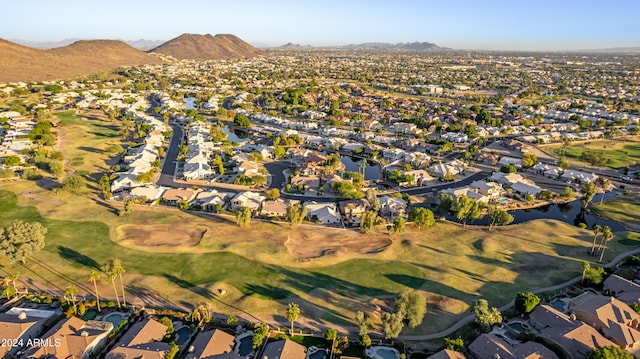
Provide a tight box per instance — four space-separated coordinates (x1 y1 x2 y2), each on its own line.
571 293 640 327
0 313 46 357
530 304 574 330
162 188 196 202
262 340 306 359
21 317 112 359
426 349 467 359
603 275 640 304
185 329 237 359
541 323 616 358
468 334 558 359
123 318 167 347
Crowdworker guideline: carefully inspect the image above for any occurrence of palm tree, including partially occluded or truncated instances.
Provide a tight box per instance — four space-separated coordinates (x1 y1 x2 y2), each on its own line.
102 259 121 309
65 284 78 315
590 224 602 255
599 226 614 262
113 259 127 308
581 261 590 284
286 302 300 335
190 303 213 328
10 273 19 295
88 270 102 313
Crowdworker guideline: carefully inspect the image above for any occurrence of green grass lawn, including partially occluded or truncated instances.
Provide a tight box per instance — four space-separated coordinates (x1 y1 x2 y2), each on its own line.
592 195 640 230
546 137 640 170
1 187 637 335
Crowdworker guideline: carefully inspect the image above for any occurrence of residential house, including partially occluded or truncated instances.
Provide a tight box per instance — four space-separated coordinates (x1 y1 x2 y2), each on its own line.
129 186 167 202
290 176 320 192
262 340 306 359
426 349 467 359
510 182 543 197
21 317 113 359
498 156 524 169
470 181 504 199
195 189 232 212
467 333 558 359
162 188 196 206
230 191 265 212
404 170 434 186
428 159 468 178
105 318 172 359
185 329 237 359
569 292 640 351
0 308 58 359
379 195 407 218
560 170 599 184
338 199 370 225
304 202 341 225
603 274 640 305
261 199 292 217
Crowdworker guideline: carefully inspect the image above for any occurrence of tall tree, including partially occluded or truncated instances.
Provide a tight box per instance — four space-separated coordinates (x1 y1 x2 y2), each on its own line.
113 259 127 307
598 226 614 262
455 196 483 227
408 207 435 229
102 259 121 309
88 270 102 313
591 224 602 255
586 346 634 359
580 182 597 208
360 211 377 234
286 204 307 228
392 216 405 234
0 220 48 264
514 292 540 313
437 193 454 214
473 299 502 329
235 207 252 228
381 311 404 339
65 284 78 315
286 302 300 335
582 261 591 284
488 206 514 230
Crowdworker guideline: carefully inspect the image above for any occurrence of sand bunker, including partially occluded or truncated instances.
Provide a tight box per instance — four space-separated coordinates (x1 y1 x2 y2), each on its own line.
118 223 208 247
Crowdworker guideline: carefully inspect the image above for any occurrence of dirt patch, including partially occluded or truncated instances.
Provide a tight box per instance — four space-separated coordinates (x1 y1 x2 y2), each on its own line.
118 223 208 247
285 227 391 259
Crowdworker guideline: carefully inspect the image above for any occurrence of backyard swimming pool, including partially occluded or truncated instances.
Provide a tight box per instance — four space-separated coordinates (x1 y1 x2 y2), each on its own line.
366 346 400 359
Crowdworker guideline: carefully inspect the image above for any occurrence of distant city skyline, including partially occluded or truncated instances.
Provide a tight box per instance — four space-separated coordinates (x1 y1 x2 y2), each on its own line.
6 0 640 51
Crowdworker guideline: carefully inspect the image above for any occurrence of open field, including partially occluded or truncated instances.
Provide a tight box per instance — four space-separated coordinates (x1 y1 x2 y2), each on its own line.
1 180 638 335
593 195 640 231
544 137 640 170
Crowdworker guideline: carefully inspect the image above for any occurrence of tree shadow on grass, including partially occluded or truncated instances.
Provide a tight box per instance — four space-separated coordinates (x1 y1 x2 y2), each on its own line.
58 246 100 270
78 146 102 154
164 274 263 322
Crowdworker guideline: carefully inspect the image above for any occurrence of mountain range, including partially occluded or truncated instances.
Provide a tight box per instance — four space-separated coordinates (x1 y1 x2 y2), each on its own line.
0 34 265 83
150 33 266 60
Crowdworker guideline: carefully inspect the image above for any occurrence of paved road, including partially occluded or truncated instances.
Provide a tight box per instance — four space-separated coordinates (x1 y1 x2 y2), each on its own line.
157 122 184 188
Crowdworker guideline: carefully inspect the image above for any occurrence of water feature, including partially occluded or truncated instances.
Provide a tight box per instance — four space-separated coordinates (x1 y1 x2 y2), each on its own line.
222 126 250 143
237 335 254 356
340 155 383 180
508 322 527 333
421 191 625 230
308 349 327 359
184 97 196 110
176 326 191 345
103 313 124 328
366 347 400 359
550 299 568 313
81 309 97 321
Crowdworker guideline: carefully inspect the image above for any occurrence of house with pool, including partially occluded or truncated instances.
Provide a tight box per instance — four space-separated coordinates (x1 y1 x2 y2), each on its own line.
185 328 255 359
262 339 306 359
105 317 173 359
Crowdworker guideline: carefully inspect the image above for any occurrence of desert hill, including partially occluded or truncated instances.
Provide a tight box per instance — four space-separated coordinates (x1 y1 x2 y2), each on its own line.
150 33 266 60
0 39 163 83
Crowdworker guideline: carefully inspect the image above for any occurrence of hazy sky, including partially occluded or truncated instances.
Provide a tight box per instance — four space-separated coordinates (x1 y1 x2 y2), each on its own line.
5 0 639 50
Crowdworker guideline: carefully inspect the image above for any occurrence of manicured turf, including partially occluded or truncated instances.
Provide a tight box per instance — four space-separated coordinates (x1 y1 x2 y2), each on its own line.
2 187 637 335
547 137 640 170
593 195 640 229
